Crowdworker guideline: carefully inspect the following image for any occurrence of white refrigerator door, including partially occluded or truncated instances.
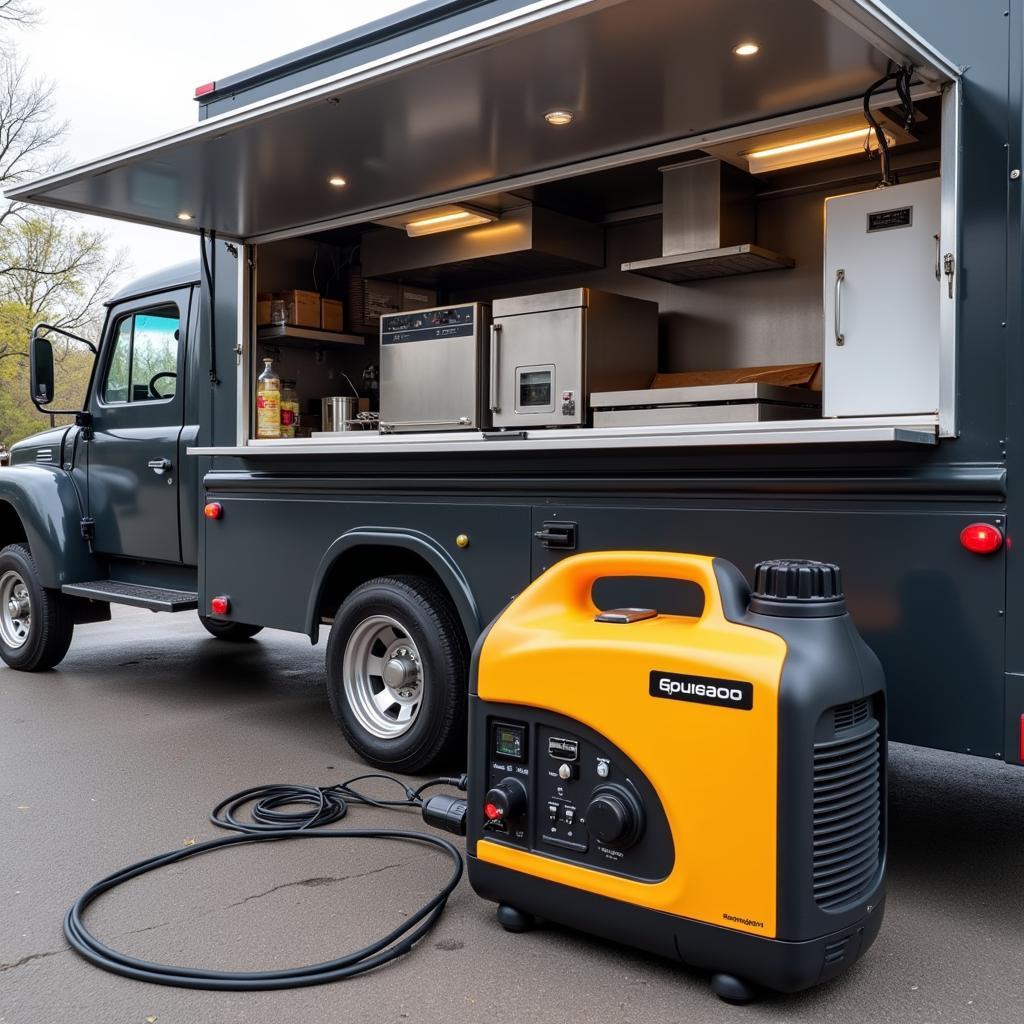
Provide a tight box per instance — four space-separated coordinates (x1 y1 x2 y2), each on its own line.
823 178 941 417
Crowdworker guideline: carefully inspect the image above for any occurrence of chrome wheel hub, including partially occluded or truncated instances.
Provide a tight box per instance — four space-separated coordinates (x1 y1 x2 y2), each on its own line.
0 570 31 649
343 615 424 738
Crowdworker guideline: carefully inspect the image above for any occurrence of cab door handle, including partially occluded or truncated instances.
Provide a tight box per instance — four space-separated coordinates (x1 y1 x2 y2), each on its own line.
148 458 171 474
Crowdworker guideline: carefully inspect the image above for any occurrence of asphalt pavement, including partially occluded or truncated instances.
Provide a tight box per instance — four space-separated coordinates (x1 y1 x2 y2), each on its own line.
2 606 1023 1024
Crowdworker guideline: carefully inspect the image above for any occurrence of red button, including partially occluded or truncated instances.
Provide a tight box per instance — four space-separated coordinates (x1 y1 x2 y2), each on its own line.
484 802 502 821
204 502 223 520
210 596 230 616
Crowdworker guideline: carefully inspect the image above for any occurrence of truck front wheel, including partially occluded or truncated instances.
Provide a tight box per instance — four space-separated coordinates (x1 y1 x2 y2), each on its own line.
326 574 467 773
0 543 74 671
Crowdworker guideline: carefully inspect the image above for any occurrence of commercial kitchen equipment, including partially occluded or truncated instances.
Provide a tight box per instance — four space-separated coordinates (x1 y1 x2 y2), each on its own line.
590 383 821 427
379 302 490 432
489 288 658 429
823 177 942 417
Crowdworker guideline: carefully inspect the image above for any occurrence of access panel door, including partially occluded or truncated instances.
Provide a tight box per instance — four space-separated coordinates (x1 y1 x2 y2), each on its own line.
86 290 190 562
823 177 942 417
491 308 583 428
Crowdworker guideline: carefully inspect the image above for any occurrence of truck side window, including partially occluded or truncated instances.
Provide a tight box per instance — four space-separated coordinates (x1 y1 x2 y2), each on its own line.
101 303 180 404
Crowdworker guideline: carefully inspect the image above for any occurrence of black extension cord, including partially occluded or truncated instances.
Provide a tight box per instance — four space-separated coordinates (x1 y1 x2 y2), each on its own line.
64 774 468 991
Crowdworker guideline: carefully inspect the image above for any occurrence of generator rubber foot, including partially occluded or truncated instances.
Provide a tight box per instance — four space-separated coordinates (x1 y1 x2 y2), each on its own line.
496 904 536 933
710 973 756 1004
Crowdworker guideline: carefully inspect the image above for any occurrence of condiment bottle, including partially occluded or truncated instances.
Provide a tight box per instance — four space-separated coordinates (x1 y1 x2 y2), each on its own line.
256 358 282 439
280 379 299 438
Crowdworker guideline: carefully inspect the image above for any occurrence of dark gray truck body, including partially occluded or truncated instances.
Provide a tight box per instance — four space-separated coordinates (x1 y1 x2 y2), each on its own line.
3 0 1022 766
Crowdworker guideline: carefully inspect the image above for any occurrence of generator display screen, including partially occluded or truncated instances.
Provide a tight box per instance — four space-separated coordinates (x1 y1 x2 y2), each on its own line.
493 722 526 761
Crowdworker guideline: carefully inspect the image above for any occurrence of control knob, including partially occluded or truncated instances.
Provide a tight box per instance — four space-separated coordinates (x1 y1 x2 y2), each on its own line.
484 777 528 822
584 784 643 849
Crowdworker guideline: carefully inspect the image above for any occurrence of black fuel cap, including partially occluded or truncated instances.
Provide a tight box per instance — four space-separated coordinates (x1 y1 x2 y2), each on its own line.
749 559 846 618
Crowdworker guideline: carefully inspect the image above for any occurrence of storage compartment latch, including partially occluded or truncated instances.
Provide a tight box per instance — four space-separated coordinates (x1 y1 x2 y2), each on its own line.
534 521 577 550
943 253 955 299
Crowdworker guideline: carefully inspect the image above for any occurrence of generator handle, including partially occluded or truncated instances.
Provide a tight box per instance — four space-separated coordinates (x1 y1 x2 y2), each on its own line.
534 551 728 624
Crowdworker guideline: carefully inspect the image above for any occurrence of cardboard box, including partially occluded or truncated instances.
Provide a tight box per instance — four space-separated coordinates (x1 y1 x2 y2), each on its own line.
363 279 401 326
277 289 321 328
256 293 273 325
400 286 438 312
321 298 344 332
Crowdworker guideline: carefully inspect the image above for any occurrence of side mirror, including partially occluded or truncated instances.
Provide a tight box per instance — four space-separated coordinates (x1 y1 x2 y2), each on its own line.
30 333 54 406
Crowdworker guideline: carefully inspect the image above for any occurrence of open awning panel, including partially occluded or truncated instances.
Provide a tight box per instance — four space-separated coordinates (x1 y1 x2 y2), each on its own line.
8 0 955 242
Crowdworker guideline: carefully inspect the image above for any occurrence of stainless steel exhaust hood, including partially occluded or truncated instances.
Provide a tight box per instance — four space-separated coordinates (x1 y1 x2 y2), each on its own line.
361 205 603 287
621 157 794 284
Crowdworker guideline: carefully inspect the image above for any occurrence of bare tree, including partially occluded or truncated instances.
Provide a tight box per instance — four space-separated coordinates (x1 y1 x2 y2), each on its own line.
0 58 66 228
0 2 39 27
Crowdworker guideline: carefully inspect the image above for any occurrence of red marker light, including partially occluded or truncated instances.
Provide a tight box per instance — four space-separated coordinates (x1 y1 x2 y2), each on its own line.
959 523 1003 555
204 502 223 520
194 81 216 98
210 596 230 616
484 802 502 821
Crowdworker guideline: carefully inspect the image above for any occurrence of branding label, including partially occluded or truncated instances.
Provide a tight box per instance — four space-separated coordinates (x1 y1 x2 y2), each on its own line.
867 205 912 232
649 671 753 710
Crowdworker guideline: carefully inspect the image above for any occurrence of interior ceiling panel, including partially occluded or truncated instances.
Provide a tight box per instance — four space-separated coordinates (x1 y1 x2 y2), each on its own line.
9 0 913 240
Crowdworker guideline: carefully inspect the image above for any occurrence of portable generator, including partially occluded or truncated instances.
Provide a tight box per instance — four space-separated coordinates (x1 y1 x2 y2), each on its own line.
466 551 886 1001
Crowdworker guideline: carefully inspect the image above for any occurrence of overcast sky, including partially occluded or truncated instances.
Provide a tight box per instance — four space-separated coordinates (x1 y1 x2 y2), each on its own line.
17 0 415 282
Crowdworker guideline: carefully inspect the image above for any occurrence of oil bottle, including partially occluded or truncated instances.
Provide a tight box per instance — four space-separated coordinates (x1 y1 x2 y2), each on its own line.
256 357 281 439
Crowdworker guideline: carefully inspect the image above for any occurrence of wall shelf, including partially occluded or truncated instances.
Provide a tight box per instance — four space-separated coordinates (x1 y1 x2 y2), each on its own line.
257 324 365 346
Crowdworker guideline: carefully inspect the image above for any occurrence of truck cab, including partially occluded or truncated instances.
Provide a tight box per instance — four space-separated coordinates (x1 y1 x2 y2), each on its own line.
0 261 257 673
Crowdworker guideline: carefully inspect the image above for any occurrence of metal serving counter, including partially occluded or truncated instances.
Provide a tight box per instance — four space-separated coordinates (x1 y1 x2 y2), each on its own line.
190 415 939 457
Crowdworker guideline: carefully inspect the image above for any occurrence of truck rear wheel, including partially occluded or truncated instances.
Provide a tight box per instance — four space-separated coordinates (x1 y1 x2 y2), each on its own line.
199 616 264 642
326 574 467 773
0 543 74 671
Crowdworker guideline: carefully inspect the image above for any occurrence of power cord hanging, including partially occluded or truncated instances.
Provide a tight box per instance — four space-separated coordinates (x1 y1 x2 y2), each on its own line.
199 228 220 386
863 62 916 187
64 772 468 991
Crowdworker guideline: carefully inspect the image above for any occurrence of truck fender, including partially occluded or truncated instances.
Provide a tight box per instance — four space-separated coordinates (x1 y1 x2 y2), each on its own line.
0 465 102 587
305 526 482 645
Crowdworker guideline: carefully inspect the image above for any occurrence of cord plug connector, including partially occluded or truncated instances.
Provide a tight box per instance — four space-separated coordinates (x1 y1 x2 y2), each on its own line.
422 794 468 836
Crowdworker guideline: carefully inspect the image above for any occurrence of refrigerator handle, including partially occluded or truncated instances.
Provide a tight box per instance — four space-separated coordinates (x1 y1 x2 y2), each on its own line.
489 322 502 412
834 269 845 347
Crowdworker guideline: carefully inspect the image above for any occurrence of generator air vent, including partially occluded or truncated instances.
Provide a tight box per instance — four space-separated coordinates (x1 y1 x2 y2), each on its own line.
823 936 850 965
812 712 881 911
833 698 869 732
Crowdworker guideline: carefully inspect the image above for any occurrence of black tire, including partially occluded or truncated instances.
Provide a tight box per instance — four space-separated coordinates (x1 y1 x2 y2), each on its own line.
0 543 74 671
326 574 468 773
199 616 264 642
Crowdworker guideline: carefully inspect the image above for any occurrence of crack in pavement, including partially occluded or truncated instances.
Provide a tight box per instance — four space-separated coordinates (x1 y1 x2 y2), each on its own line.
226 861 407 908
0 854 432 973
0 948 64 973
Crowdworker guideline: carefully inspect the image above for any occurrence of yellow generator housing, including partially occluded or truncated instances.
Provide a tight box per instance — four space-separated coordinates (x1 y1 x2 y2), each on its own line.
466 552 886 1001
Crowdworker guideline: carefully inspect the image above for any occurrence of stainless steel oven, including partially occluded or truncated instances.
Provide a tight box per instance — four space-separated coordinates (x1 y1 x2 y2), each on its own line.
379 302 490 432
489 289 658 428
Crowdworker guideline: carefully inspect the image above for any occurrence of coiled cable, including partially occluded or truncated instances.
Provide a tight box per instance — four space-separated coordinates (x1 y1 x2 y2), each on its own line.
64 774 466 990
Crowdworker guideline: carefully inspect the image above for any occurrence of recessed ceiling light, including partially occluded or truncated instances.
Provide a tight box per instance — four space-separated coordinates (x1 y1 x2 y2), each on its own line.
746 127 893 174
328 175 347 187
544 109 575 126
403 205 496 238
176 212 193 221
733 42 760 56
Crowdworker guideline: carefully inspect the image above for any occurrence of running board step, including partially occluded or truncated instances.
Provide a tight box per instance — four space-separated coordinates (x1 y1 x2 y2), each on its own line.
62 580 198 612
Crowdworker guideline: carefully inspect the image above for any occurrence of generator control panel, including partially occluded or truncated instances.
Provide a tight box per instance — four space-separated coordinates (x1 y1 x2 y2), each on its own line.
475 706 674 881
